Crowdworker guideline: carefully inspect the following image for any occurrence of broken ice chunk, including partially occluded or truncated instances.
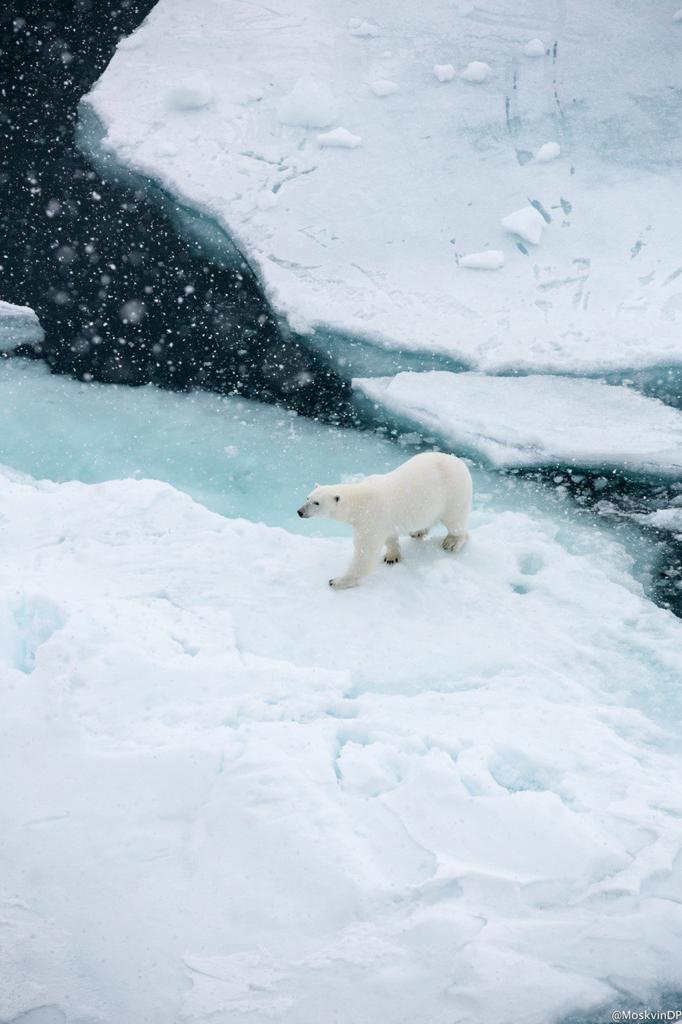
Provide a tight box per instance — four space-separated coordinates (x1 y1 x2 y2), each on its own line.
501 206 546 244
0 301 44 350
534 142 561 162
317 127 362 149
370 79 399 97
524 38 546 57
460 251 505 270
433 64 456 82
348 17 381 37
167 73 213 111
460 61 491 82
278 77 338 128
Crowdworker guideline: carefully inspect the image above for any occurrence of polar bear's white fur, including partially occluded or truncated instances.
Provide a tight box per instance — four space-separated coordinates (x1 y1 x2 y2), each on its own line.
297 451 472 589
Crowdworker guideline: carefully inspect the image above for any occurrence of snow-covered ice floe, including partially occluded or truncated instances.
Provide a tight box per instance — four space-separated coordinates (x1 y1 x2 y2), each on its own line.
81 0 682 374
635 507 682 537
2 465 682 1023
354 371 682 474
0 300 43 350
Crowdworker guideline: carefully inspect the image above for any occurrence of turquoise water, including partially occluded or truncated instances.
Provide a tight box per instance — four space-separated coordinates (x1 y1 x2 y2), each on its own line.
0 358 660 589
0 360 407 537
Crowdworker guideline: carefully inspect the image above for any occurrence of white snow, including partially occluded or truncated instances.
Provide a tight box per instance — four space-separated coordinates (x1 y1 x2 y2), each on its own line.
0 299 44 351
277 76 338 128
369 78 399 97
460 250 505 270
166 72 212 111
523 38 546 57
82 0 682 374
433 63 456 82
317 126 362 149
353 371 682 473
534 141 561 162
2 466 682 1023
501 205 547 244
673 9 682 22
460 60 491 82
256 189 278 210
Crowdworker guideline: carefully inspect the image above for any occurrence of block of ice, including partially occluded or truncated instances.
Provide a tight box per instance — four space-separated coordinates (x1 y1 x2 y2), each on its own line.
501 205 546 244
460 61 491 82
636 507 682 534
0 300 44 351
353 371 682 473
523 38 546 57
534 141 561 163
433 63 456 82
317 127 362 149
460 250 505 270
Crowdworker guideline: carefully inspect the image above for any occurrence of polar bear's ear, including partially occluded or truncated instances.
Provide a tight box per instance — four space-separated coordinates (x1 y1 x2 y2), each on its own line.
334 495 340 503
314 482 320 488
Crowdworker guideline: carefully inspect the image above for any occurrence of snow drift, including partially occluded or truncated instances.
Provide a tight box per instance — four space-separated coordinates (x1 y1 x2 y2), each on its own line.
2 467 682 1023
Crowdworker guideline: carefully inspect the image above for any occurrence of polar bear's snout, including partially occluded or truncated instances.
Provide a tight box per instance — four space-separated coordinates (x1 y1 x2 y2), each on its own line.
297 498 319 518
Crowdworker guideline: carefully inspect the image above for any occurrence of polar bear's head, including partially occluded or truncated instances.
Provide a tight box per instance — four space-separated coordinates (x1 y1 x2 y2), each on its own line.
297 483 348 521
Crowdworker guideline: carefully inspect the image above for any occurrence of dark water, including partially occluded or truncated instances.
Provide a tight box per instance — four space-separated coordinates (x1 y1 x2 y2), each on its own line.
523 467 682 617
0 2 352 418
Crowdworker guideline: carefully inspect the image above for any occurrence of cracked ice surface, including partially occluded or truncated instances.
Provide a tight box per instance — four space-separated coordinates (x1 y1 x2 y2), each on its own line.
2 468 682 1023
354 371 682 473
84 0 682 372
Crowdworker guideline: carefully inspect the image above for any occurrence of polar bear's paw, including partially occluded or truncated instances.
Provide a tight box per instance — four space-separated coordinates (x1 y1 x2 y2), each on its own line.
383 537 401 564
410 529 429 539
329 576 360 590
442 531 468 553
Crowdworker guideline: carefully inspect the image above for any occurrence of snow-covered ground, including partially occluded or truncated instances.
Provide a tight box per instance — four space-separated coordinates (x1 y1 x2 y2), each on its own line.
2 463 682 1024
5 1 681 1019
354 371 682 474
82 0 682 375
0 299 43 350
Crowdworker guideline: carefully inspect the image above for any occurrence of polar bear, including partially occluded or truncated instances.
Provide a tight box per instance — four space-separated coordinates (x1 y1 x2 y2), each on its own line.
297 451 472 589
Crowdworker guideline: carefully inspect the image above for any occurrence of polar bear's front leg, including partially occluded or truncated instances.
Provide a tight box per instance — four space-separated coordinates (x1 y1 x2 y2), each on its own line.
329 528 383 589
383 535 401 564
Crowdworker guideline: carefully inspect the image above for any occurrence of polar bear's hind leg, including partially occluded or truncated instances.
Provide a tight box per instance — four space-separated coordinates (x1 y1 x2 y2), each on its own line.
441 494 470 554
442 531 468 553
